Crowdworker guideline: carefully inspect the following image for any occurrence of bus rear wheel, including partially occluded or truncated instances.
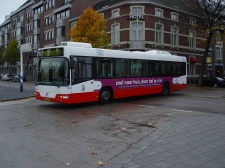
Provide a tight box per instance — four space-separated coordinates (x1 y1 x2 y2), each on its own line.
162 82 170 96
99 88 112 104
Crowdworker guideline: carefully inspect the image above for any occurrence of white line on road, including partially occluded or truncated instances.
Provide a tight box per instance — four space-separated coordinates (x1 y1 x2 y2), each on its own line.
169 98 213 104
138 105 193 113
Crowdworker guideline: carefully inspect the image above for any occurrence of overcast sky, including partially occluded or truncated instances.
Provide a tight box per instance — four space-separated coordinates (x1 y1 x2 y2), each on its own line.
0 0 27 24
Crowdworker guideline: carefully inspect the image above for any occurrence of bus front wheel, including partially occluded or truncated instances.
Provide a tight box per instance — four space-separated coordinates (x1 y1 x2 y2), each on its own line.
162 82 170 96
99 88 112 104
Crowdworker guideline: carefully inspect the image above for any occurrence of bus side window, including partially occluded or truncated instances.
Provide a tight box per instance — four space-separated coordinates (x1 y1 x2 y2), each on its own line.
97 58 113 78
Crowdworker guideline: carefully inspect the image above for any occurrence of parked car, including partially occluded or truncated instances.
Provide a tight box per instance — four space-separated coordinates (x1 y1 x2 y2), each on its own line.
2 74 13 81
202 77 225 88
13 75 26 82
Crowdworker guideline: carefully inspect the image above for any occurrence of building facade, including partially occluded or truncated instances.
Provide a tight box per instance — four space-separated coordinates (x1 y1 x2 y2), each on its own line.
87 0 225 82
0 0 224 81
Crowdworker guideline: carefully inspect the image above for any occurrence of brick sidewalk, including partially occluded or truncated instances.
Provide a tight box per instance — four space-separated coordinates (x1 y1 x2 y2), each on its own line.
103 112 225 168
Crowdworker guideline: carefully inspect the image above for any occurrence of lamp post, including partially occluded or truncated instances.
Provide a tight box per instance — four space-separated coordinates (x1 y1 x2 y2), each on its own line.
20 43 32 92
20 45 23 92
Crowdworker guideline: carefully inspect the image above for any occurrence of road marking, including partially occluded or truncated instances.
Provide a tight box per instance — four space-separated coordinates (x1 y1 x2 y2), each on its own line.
170 109 193 113
139 105 193 113
196 100 213 103
170 98 213 104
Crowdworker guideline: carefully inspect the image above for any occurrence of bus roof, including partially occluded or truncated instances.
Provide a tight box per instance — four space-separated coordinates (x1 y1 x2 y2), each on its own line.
68 47 187 62
39 42 186 62
60 41 92 48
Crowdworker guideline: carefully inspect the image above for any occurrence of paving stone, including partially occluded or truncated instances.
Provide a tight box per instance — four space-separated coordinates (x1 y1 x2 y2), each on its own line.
184 158 205 167
153 161 174 168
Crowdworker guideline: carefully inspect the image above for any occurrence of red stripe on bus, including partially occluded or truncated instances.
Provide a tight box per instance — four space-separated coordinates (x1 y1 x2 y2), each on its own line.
36 84 187 104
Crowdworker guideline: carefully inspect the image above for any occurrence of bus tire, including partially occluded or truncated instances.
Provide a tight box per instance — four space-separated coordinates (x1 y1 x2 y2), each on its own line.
162 82 170 96
99 87 112 104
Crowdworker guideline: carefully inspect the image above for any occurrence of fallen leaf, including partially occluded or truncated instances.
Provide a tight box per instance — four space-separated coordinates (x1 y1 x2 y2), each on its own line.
138 123 155 128
96 160 108 166
131 143 136 147
90 152 97 155
24 122 33 127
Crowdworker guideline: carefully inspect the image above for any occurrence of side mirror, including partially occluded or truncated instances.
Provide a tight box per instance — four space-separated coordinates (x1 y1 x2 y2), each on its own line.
69 59 75 69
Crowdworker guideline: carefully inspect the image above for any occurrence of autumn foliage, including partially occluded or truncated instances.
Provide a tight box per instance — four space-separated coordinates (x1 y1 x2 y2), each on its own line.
69 7 110 48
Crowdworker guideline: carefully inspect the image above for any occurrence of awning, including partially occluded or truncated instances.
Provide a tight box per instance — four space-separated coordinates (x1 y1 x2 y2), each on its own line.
190 57 198 63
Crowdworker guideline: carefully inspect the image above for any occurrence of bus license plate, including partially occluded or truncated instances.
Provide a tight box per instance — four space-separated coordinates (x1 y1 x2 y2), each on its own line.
44 97 50 101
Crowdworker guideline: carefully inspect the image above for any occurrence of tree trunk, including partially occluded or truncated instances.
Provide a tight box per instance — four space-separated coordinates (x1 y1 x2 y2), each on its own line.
198 31 213 87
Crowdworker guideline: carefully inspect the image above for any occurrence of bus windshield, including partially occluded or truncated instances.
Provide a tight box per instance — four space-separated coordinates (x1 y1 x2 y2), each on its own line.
36 57 69 86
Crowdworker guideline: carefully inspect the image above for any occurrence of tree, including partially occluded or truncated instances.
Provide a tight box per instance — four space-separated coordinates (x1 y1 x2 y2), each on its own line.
189 0 225 86
3 39 20 70
69 7 110 48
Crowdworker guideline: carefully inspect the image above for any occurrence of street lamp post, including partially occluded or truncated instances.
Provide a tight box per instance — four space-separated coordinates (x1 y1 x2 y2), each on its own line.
20 45 23 92
20 43 32 92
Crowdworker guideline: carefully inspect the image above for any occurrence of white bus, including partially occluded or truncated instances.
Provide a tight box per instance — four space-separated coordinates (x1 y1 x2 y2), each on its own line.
35 42 187 104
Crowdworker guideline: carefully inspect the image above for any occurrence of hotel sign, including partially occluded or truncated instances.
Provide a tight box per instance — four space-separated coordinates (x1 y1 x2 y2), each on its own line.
129 15 144 20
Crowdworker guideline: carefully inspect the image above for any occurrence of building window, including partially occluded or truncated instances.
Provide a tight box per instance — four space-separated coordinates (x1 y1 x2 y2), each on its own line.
26 11 31 21
26 36 33 43
189 17 196 25
131 21 144 41
155 8 163 17
155 23 163 44
56 10 70 20
112 24 120 45
19 15 24 22
26 23 33 32
34 6 43 14
189 31 195 48
215 47 223 60
71 22 76 28
216 30 222 43
45 17 49 25
112 9 120 18
171 12 178 21
45 32 48 41
131 6 144 15
51 30 54 40
171 27 178 46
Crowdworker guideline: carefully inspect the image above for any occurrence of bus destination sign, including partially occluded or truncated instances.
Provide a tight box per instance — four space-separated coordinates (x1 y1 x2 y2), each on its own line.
38 48 64 57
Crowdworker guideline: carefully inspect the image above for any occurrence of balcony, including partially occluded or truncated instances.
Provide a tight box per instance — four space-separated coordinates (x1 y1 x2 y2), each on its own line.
129 40 145 49
34 13 40 20
56 19 65 28
33 42 40 49
16 34 23 41
33 28 40 35
56 36 65 45
17 21 24 28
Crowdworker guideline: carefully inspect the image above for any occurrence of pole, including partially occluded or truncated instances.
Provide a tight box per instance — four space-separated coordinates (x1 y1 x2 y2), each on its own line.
20 45 23 92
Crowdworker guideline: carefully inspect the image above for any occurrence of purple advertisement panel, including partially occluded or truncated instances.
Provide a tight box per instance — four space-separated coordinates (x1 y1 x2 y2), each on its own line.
96 77 175 89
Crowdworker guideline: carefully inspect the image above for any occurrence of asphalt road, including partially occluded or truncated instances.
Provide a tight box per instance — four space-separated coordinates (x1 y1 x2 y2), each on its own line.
0 81 34 101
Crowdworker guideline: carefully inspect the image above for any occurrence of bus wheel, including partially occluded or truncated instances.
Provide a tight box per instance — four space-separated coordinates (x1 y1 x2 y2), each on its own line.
99 88 112 104
162 82 170 96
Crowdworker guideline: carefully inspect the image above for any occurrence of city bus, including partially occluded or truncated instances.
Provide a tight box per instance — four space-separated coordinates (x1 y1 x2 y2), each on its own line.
35 42 187 104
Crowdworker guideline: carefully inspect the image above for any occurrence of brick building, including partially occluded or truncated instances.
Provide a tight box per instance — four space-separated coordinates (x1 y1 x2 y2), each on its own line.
0 0 224 81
